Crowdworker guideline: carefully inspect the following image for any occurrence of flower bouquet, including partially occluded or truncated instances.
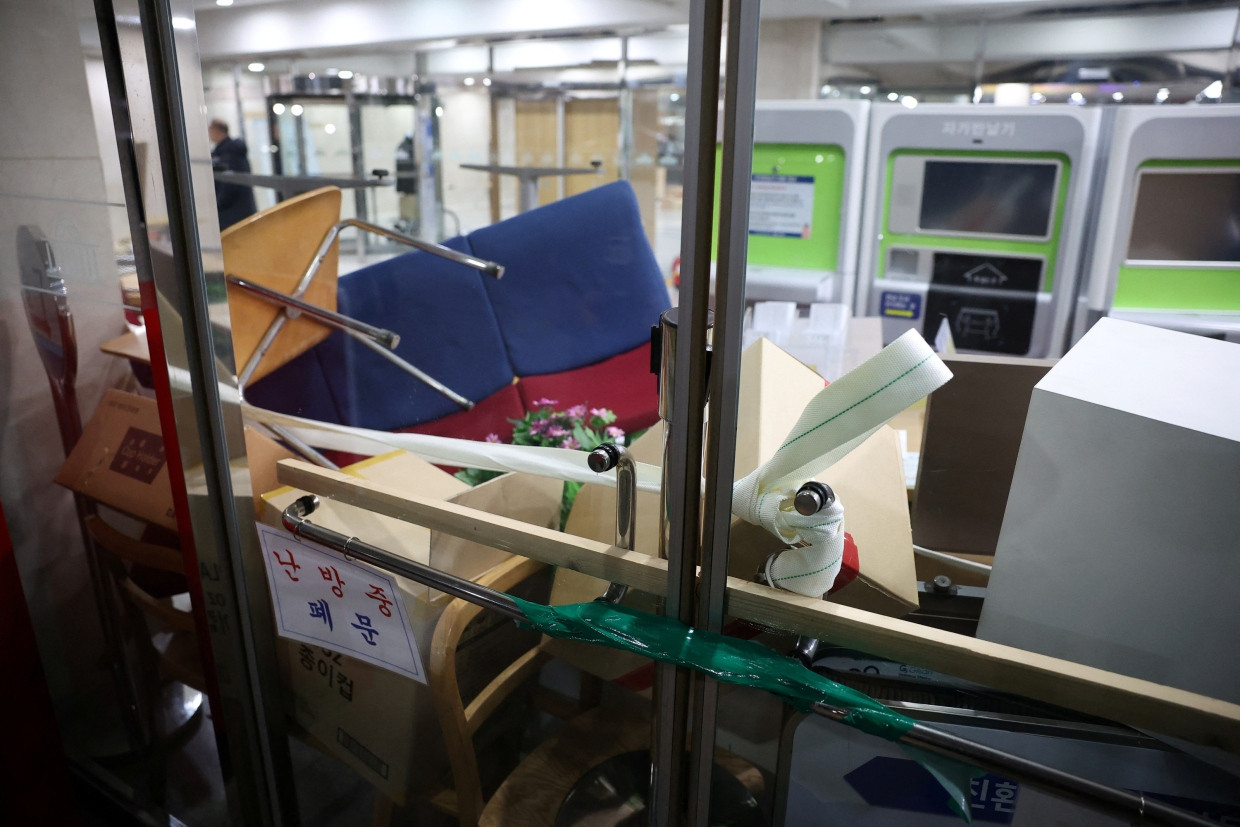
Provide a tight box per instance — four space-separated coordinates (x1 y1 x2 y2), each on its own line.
456 399 625 529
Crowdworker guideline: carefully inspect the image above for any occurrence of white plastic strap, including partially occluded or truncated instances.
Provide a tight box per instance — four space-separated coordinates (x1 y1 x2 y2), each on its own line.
732 330 952 597
242 404 665 493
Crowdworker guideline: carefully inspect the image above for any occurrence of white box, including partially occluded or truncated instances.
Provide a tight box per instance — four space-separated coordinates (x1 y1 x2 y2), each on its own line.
978 318 1240 703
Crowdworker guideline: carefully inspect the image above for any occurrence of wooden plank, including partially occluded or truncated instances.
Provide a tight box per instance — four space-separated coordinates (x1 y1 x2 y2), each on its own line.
277 460 669 598
275 459 1240 754
725 579 1240 755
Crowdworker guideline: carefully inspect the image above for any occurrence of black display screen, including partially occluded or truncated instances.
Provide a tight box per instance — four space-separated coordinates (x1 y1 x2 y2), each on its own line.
1127 171 1240 263
920 160 1058 238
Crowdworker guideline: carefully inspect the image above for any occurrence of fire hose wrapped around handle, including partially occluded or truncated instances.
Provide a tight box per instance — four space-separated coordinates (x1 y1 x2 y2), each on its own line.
732 330 953 597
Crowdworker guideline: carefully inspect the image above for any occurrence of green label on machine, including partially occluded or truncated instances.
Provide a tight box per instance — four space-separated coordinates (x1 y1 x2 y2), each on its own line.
1115 266 1240 311
713 143 845 272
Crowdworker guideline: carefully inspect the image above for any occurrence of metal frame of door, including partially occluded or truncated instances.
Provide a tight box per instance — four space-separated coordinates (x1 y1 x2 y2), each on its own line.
93 0 763 823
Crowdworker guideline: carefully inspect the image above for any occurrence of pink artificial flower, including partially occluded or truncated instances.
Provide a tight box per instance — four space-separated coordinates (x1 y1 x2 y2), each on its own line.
590 408 612 419
546 425 569 438
532 398 558 408
484 432 501 443
560 436 580 450
605 425 624 438
567 404 587 419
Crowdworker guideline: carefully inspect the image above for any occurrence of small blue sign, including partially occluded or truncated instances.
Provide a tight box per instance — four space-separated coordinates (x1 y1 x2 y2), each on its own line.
845 757 1018 823
881 291 922 320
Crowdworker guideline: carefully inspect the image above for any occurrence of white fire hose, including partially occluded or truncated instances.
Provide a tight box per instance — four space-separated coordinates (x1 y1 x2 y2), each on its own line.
732 330 952 597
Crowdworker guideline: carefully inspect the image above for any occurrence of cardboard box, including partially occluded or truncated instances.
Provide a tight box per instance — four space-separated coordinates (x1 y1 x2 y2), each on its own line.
559 337 919 619
55 388 177 530
978 319 1240 704
911 354 1055 559
259 451 563 803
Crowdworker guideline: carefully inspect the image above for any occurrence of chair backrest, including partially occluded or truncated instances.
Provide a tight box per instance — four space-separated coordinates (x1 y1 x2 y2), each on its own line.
468 180 669 378
428 556 550 826
222 186 343 384
326 236 515 430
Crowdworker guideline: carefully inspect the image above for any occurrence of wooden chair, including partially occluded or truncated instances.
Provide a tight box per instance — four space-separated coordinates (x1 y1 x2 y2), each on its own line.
421 555 557 825
408 555 764 827
83 514 204 695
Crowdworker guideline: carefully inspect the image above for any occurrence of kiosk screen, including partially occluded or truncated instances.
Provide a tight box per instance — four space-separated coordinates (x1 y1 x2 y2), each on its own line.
1127 171 1240 263
920 160 1058 238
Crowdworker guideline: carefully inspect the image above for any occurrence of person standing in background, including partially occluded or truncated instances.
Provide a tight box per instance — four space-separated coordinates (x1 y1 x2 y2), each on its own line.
209 118 257 230
394 133 419 235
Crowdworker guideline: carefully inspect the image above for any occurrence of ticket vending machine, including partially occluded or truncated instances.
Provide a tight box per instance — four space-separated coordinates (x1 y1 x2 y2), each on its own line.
1075 104 1240 343
857 104 1105 357
715 100 869 308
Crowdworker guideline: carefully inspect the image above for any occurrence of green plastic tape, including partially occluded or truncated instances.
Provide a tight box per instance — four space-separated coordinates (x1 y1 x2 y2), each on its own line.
513 597 914 738
513 597 984 821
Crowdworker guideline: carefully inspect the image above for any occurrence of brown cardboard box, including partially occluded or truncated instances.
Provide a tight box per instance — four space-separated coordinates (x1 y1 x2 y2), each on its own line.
558 337 919 619
55 389 176 530
258 451 562 804
911 354 1054 560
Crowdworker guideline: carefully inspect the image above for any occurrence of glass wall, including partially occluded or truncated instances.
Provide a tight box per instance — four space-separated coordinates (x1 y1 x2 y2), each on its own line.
8 1 1240 824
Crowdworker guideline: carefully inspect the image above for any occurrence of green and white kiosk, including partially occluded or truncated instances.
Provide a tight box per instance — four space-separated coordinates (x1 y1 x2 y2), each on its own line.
857 103 1105 357
1076 104 1240 343
717 100 869 308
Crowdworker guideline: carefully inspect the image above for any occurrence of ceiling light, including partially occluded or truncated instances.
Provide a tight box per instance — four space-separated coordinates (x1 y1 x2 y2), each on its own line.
171 16 193 29
248 62 265 72
887 92 899 101
859 85 872 95
1031 92 1046 103
324 124 336 135
215 0 233 6
290 104 304 116
900 95 918 109
338 70 354 80
1111 91 1124 102
434 106 444 117
1156 87 1171 103
669 93 680 102
1068 91 1086 105
272 102 285 115
1203 80 1223 99
308 72 316 80
463 77 475 86
482 77 491 87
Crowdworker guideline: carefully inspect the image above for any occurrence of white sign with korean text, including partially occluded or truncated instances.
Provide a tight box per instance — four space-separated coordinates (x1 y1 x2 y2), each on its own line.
749 174 815 238
256 524 426 684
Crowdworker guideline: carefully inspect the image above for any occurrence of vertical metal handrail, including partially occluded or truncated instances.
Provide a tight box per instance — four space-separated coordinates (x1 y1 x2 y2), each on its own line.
652 0 724 821
688 1 763 823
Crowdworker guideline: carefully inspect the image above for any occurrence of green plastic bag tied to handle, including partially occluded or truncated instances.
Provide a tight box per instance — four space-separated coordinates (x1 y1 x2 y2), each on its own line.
513 596 914 739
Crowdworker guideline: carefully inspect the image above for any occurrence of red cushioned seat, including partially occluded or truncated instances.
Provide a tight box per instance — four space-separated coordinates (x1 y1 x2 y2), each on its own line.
515 342 659 437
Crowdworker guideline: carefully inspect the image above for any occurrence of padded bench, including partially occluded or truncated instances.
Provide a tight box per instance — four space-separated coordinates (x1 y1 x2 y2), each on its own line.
247 181 671 444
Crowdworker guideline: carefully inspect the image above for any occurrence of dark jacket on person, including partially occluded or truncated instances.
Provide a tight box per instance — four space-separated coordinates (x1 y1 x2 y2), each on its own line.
211 135 258 230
